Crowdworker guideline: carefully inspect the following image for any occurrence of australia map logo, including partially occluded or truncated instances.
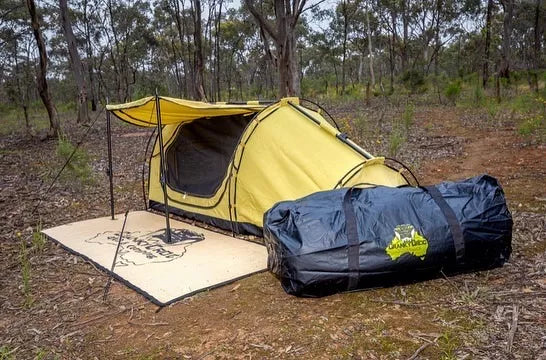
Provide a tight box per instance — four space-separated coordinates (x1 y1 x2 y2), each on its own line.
386 224 428 261
85 229 205 266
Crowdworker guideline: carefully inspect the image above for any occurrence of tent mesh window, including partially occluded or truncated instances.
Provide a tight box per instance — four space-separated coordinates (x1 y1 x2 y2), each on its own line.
165 114 253 197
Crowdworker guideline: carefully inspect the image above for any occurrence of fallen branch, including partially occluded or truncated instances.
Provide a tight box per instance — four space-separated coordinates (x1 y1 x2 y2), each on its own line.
70 307 129 328
407 334 441 360
128 321 169 326
507 304 519 353
370 299 433 307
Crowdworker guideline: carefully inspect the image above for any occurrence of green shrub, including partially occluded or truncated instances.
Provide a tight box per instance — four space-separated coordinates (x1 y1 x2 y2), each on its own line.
485 100 499 120
402 103 414 129
0 346 15 360
388 127 406 156
473 82 485 106
509 93 536 113
444 81 462 104
32 219 46 252
518 114 545 137
401 70 427 94
18 232 33 308
56 135 93 184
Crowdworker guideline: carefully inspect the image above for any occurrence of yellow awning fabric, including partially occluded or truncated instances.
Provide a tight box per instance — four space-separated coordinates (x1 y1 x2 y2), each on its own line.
106 96 266 127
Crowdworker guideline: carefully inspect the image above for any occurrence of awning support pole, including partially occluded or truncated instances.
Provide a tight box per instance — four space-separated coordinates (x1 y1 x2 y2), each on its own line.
155 91 172 243
106 99 115 220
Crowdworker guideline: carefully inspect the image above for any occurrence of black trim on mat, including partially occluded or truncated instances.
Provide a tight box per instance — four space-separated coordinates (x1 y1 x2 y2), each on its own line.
149 200 263 237
44 226 266 307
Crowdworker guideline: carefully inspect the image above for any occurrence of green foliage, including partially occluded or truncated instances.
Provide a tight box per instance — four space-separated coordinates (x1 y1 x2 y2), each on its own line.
34 349 51 360
402 103 414 129
0 346 15 360
444 81 462 104
401 70 427 94
32 219 46 252
438 331 458 360
56 135 93 185
518 114 545 137
388 127 405 156
485 100 499 121
18 232 33 308
473 82 485 106
509 93 539 113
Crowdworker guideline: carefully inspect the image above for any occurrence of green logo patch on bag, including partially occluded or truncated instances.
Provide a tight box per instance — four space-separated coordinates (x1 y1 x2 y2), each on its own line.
386 224 428 261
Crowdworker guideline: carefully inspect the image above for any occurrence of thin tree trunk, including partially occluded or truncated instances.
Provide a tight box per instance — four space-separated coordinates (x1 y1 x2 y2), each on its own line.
215 0 223 101
170 0 189 98
26 0 60 137
82 0 97 111
433 0 442 77
483 0 493 88
532 0 542 92
389 7 397 91
341 0 348 95
357 53 363 83
499 0 514 79
365 1 375 86
401 0 408 72
60 0 88 123
13 41 31 134
191 0 207 101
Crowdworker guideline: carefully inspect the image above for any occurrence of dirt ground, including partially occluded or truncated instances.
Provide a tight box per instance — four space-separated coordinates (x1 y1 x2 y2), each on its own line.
1 102 545 359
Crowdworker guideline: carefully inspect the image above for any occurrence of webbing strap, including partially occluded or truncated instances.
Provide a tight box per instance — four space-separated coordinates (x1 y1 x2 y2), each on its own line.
425 186 465 263
342 189 360 290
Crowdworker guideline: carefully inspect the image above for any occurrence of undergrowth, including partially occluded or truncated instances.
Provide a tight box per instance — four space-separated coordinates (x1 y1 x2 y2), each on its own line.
18 232 33 308
56 135 94 185
0 346 15 360
32 218 46 251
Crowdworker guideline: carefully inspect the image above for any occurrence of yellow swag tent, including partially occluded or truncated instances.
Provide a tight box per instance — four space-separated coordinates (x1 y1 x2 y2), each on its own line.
106 96 411 235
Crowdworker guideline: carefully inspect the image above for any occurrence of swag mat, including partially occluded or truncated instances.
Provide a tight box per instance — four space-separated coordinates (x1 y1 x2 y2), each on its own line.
43 211 267 306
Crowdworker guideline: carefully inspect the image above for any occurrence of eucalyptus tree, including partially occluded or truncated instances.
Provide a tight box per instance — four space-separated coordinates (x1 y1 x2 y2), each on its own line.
26 0 61 137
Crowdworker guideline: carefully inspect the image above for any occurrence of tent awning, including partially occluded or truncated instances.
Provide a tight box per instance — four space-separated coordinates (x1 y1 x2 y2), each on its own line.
106 96 267 127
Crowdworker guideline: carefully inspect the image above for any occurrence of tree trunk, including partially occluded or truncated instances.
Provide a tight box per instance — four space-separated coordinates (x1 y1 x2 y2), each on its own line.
26 0 60 137
483 0 493 88
60 0 88 123
245 0 304 97
401 0 408 72
499 0 514 79
277 27 300 97
341 0 348 95
215 0 223 101
357 53 363 83
82 0 97 111
365 2 375 86
191 0 207 101
169 0 189 98
389 7 396 92
13 41 31 134
433 0 442 77
532 0 542 92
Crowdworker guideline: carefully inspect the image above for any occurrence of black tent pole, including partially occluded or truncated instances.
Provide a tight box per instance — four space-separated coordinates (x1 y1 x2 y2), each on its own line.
106 98 115 220
155 90 172 243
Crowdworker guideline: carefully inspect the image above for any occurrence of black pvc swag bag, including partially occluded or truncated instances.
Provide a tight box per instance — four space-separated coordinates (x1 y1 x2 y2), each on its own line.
263 175 512 297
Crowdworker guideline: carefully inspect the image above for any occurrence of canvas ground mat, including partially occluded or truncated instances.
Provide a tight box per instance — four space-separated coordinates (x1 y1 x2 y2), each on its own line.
42 211 267 306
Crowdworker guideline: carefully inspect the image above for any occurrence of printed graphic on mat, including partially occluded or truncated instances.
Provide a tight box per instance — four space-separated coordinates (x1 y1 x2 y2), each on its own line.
85 229 204 267
386 224 429 261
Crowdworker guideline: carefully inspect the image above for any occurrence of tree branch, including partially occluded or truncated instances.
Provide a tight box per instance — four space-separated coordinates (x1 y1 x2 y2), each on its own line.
301 0 326 14
245 0 279 42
